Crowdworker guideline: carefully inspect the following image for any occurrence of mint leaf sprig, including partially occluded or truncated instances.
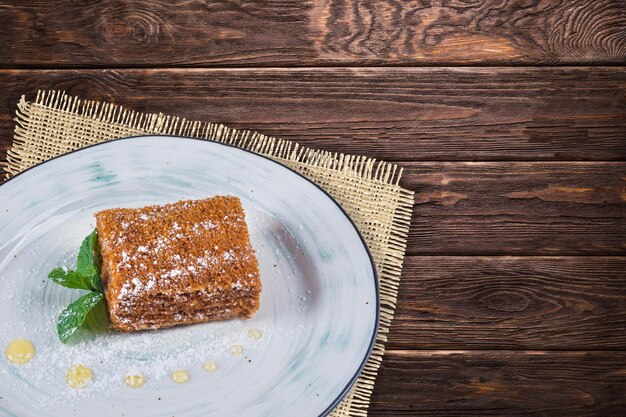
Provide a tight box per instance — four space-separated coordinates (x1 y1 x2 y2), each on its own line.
48 229 106 343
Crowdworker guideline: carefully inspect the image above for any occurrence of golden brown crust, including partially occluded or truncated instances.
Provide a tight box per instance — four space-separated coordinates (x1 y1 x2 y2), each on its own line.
95 196 261 332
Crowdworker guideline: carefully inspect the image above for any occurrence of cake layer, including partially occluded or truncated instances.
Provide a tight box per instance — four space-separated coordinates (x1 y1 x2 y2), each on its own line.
112 290 260 331
112 294 259 331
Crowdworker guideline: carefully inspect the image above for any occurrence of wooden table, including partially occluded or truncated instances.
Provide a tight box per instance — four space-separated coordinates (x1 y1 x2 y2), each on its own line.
1 1 625 415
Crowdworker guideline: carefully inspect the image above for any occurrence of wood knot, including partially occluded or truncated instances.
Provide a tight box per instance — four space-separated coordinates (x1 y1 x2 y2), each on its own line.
480 290 530 312
98 8 161 45
414 191 467 206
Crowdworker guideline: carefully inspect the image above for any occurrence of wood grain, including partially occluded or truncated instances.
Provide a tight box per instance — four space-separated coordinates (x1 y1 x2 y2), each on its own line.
405 162 626 255
0 67 624 166
390 256 626 350
1 1 624 67
1 1 625 416
370 350 626 416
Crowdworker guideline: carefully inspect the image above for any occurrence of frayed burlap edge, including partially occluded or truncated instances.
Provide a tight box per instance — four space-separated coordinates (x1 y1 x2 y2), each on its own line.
3 90 414 417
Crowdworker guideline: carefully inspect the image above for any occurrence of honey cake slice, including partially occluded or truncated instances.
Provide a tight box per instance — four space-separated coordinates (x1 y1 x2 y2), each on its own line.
95 196 261 332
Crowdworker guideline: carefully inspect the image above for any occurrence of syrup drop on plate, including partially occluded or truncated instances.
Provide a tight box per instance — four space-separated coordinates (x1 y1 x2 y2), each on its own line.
66 364 94 389
203 361 218 373
5 339 35 365
171 369 190 384
125 370 146 388
229 345 244 356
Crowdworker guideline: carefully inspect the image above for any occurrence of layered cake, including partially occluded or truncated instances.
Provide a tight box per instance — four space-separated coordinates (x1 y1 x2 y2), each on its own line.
95 196 261 332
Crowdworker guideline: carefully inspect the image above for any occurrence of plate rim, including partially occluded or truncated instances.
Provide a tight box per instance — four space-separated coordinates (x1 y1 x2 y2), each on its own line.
0 134 381 417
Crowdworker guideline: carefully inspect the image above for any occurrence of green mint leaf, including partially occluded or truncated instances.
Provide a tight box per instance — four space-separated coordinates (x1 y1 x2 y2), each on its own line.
48 267 94 290
90 270 102 292
82 299 110 333
92 241 103 291
57 292 104 343
80 263 101 291
77 229 97 275
76 229 102 291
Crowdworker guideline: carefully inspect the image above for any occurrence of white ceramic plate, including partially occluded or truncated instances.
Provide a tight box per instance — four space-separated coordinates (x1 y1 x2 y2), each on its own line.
0 136 378 417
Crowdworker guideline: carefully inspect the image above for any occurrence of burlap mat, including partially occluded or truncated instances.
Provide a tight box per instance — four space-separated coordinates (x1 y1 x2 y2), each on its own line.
3 90 414 417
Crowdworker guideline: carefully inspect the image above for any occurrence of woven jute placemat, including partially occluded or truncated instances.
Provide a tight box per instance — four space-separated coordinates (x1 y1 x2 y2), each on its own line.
3 90 414 417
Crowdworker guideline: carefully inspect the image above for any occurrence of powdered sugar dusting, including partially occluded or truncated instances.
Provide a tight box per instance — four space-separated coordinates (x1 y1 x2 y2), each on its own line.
1 240 282 409
0 213 312 413
102 202 249 292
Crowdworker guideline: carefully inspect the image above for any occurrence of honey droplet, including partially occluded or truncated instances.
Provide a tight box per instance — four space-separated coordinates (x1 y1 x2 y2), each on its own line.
247 328 263 340
203 361 218 373
5 339 35 365
171 369 190 384
229 344 244 356
66 364 94 389
124 370 146 388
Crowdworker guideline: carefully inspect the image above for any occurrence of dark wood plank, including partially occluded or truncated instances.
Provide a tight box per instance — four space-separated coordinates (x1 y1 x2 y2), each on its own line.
1 1 624 67
389 256 626 350
0 67 625 167
370 350 626 416
405 162 626 255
